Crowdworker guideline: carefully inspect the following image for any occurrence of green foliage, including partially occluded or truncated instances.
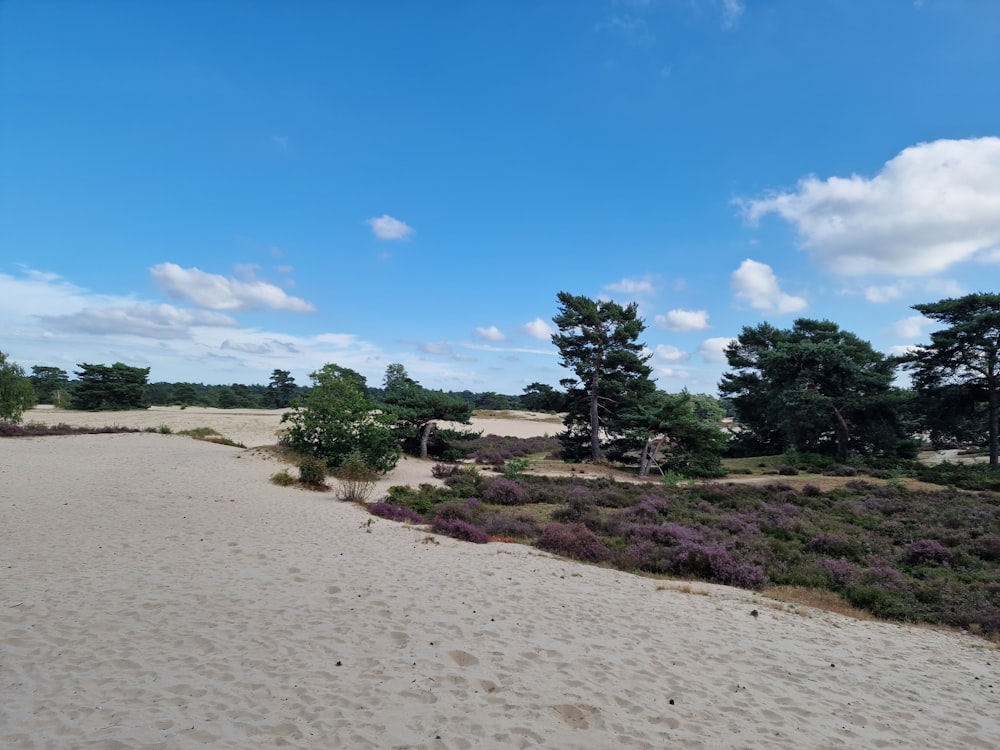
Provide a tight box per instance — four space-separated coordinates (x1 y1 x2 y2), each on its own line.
721 319 906 462
271 470 295 486
0 352 37 424
907 293 1000 468
502 457 531 480
298 457 327 487
380 363 474 459
519 382 568 412
266 369 298 408
636 391 727 478
72 362 150 410
29 365 70 405
282 364 400 474
552 291 654 462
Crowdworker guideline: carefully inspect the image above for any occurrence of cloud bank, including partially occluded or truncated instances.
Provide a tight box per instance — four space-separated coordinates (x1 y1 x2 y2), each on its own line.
150 263 315 312
742 137 1000 276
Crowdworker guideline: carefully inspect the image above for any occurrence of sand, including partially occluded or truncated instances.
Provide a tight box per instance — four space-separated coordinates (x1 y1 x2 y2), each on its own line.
2 409 998 748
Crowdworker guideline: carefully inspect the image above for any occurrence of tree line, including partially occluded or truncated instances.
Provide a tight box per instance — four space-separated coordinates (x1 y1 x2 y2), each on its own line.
3 290 997 473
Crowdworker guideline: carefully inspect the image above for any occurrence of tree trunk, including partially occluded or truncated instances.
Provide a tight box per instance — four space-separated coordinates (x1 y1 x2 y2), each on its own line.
420 422 435 460
989 379 999 469
589 355 603 462
831 404 851 463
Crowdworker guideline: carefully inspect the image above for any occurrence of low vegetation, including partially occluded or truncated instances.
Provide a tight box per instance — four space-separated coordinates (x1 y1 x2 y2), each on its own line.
374 467 1000 637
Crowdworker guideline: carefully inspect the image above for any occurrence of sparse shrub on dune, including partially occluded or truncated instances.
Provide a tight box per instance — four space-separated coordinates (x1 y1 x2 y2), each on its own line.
271 470 295 487
298 457 327 489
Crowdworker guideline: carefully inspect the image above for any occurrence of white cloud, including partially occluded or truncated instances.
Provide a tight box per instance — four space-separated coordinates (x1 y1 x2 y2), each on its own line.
366 214 415 240
888 344 919 357
652 344 690 363
889 315 932 339
698 337 735 364
475 325 506 342
150 263 315 312
741 137 1000 276
655 366 693 380
39 304 239 339
604 274 658 297
731 259 807 314
865 284 903 303
655 308 709 332
520 317 554 340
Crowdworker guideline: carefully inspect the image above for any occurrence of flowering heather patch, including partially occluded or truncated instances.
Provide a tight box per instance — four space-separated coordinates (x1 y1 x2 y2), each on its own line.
369 502 425 524
817 557 861 587
805 533 863 560
468 434 560 464
476 511 540 539
904 539 952 566
482 477 526 505
0 422 157 437
535 522 611 562
429 517 491 544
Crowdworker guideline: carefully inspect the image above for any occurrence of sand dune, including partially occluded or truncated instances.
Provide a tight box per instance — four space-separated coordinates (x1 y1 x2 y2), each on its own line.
1 411 997 748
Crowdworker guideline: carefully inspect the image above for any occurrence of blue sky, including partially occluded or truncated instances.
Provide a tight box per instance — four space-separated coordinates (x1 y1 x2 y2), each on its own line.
2 1 999 395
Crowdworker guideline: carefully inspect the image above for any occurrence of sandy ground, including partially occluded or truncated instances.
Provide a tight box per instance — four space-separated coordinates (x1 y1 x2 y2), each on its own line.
2 410 998 748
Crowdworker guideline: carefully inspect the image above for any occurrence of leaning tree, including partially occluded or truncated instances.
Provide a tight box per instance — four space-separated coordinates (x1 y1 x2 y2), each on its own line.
551 291 654 462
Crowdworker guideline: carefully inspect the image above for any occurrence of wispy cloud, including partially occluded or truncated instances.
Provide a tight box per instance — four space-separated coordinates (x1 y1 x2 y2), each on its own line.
475 325 507 342
651 344 690 362
366 214 415 240
520 317 555 340
604 274 658 297
655 308 710 332
39 304 239 340
720 0 745 30
150 263 315 312
731 259 807 314
740 137 1000 277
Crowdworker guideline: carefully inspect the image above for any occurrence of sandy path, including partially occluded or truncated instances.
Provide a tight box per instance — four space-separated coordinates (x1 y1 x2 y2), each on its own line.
1 431 997 749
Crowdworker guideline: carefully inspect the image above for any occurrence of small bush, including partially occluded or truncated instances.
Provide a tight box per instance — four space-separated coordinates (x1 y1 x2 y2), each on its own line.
483 477 526 505
502 457 531 480
158 424 173 434
535 522 611 563
298 457 327 487
271 470 295 487
369 502 424 524
778 464 799 476
429 517 491 544
431 463 462 479
335 455 377 503
904 539 952 566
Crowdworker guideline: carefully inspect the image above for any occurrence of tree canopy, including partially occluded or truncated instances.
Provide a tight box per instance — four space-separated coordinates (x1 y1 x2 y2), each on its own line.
0 352 37 424
552 291 654 461
72 362 150 411
720 319 907 461
380 363 474 459
281 364 400 474
907 293 1000 468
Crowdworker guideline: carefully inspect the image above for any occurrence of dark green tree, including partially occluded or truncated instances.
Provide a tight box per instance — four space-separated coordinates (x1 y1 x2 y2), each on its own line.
381 363 474 459
281 364 400 474
907 293 1000 468
636 391 727 478
519 382 567 413
29 365 70 405
552 292 654 462
72 362 150 411
267 369 298 408
720 319 904 462
1 351 37 423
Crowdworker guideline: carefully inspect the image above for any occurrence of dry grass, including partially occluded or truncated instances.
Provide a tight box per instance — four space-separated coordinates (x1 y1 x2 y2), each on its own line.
765 586 880 622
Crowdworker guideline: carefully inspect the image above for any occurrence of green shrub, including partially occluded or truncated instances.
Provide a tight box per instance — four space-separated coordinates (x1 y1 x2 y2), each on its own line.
271 470 295 487
298 457 327 488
